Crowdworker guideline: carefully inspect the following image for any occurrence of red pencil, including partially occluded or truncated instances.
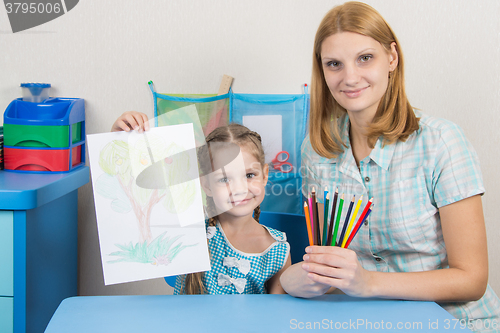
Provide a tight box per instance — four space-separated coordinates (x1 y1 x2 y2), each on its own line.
344 200 373 249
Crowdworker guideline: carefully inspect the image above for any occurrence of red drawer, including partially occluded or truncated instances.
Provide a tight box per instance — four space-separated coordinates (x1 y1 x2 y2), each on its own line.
4 146 82 172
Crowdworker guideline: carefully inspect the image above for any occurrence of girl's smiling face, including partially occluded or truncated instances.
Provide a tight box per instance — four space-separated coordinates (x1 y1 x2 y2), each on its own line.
321 31 398 117
202 145 268 219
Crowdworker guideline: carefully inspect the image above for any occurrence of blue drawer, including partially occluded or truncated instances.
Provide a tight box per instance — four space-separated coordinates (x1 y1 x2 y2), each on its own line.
0 211 14 297
0 296 13 333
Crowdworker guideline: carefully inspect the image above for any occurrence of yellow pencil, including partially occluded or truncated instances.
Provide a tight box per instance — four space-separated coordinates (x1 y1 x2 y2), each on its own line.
303 201 314 246
342 195 363 248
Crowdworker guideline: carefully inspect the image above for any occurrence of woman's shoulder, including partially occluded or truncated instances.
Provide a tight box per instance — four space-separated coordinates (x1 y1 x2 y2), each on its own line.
414 110 466 137
301 134 337 165
403 110 471 150
301 133 312 151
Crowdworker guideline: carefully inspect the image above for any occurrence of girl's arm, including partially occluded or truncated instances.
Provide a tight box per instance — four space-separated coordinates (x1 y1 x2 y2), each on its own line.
280 261 332 297
267 255 292 294
111 111 150 132
282 195 488 301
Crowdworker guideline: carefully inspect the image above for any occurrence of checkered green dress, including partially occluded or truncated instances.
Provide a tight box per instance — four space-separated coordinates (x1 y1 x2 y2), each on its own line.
174 220 290 294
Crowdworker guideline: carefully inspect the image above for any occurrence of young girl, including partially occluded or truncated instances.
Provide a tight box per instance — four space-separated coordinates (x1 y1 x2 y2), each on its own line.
111 115 291 294
279 1 500 331
175 123 291 294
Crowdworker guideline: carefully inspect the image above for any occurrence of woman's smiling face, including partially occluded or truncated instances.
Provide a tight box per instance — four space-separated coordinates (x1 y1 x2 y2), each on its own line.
321 31 398 117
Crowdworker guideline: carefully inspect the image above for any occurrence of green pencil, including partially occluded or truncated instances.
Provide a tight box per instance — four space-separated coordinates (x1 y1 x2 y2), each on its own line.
331 193 344 246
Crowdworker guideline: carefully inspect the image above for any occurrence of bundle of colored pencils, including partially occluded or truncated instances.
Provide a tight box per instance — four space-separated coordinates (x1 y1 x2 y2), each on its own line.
303 187 373 249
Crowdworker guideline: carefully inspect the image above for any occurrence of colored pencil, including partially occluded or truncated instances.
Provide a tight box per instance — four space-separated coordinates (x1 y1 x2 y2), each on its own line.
342 195 363 248
344 198 373 248
331 193 344 246
338 195 355 247
303 201 314 246
311 188 319 245
308 194 314 244
315 197 321 245
322 189 329 246
345 205 373 249
326 187 338 246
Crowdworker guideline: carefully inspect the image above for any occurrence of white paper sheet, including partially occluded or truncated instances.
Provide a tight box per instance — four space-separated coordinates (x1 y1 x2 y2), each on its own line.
87 123 210 285
242 115 282 164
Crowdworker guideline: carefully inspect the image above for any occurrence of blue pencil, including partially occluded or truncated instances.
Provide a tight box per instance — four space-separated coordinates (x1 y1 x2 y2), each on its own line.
338 195 355 247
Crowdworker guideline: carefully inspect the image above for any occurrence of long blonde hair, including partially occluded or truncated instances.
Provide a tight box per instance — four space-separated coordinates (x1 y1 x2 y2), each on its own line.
179 123 265 294
310 1 419 158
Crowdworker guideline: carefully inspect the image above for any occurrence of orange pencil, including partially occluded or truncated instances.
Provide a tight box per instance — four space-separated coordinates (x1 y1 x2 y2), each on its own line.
308 194 314 243
303 201 314 246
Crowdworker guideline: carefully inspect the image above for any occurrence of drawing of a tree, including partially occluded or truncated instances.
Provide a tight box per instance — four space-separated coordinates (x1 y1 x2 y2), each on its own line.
95 134 196 246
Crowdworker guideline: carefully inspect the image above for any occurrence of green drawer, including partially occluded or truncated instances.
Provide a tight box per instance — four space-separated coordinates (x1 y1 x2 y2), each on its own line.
3 123 82 148
0 297 13 333
0 211 13 297
72 122 82 144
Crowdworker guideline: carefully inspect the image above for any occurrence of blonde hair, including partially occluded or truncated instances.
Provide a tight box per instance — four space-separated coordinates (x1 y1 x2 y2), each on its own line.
179 123 265 294
310 1 419 158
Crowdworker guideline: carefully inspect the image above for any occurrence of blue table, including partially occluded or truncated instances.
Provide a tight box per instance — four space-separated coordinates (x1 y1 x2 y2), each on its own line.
45 294 472 332
0 167 89 333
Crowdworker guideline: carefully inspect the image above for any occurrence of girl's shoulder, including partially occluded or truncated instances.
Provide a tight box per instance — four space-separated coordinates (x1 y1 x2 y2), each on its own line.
261 224 287 243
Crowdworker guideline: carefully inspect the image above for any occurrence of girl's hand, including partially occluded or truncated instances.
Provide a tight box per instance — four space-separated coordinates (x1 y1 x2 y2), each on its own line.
111 111 150 132
302 246 373 298
280 261 332 298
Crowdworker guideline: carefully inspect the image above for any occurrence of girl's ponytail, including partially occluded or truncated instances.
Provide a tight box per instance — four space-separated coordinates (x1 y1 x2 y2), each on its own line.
253 205 261 222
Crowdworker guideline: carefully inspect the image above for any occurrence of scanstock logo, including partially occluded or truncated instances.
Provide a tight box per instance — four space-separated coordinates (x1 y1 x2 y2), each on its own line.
4 0 79 33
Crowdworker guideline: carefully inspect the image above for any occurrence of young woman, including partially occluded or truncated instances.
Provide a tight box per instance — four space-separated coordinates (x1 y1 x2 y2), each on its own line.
280 2 499 331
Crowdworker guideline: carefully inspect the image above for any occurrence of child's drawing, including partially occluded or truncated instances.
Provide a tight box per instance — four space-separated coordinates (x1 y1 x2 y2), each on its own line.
87 122 210 285
108 232 196 266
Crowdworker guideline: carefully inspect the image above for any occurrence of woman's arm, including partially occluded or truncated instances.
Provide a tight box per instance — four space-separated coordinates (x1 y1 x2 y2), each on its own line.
267 254 292 294
282 195 488 301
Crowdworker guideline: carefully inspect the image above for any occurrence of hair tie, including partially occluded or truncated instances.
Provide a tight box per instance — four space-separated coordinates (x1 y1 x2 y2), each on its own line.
251 131 262 142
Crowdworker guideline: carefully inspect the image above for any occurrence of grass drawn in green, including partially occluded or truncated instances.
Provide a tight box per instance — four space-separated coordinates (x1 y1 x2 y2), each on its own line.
108 232 197 266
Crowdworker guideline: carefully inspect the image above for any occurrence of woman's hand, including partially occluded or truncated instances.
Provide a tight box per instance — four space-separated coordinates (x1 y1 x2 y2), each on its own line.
302 246 373 298
111 111 150 132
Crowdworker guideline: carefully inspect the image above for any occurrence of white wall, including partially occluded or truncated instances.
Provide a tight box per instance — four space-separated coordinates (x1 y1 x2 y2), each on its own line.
1 0 499 296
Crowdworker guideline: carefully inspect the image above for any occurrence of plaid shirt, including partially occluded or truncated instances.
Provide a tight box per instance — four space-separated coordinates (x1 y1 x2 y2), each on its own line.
301 110 500 331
